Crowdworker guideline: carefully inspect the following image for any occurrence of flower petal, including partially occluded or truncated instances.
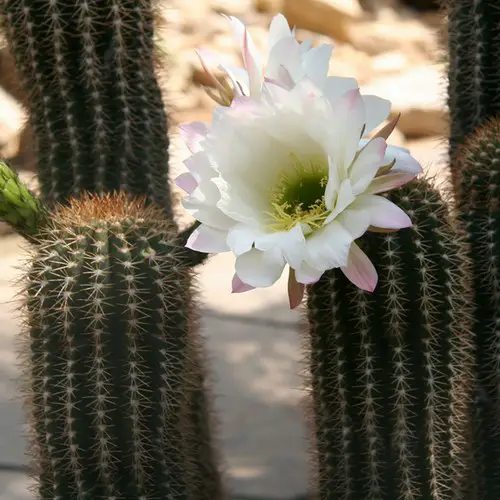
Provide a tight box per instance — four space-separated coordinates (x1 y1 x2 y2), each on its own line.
325 178 355 223
340 242 378 292
266 36 303 83
305 220 354 271
295 261 324 284
227 223 261 256
365 172 416 194
329 88 366 171
385 144 423 174
175 172 198 194
235 247 286 287
323 76 358 108
179 122 210 153
268 14 293 49
186 224 230 253
243 28 263 96
254 223 306 270
349 136 387 195
372 114 400 140
288 268 305 309
302 44 333 88
355 194 412 229
232 274 255 293
362 95 391 134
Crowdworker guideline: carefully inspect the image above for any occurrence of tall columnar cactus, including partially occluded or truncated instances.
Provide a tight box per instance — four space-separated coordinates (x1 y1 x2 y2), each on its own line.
306 179 475 499
11 190 220 500
0 0 173 214
455 118 500 498
446 0 500 170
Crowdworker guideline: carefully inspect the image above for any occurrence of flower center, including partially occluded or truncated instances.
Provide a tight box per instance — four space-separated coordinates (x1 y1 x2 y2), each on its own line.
265 154 330 233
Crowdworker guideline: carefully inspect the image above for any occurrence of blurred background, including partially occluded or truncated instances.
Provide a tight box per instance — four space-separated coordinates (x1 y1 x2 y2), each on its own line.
0 0 447 499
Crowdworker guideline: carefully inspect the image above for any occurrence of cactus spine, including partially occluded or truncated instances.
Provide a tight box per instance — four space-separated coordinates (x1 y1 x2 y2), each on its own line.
19 192 206 500
455 118 500 498
306 179 474 499
1 0 172 214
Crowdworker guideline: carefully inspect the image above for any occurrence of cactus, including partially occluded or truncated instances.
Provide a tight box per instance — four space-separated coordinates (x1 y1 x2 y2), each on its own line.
13 190 221 500
0 0 173 214
306 179 475 499
446 0 500 169
454 118 500 498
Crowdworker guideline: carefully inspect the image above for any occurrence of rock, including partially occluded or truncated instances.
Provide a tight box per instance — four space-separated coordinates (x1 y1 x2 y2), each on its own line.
254 0 284 12
212 0 253 16
349 14 437 58
0 86 26 158
361 65 447 138
283 0 363 44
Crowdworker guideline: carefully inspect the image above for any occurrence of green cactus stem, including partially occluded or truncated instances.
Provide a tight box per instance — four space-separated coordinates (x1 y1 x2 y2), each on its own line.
456 118 500 498
0 0 173 215
17 192 222 500
0 160 45 239
446 0 500 168
306 179 474 499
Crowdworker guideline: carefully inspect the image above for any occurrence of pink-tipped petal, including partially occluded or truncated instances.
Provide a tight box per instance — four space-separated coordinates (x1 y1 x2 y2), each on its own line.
367 196 412 229
366 172 416 194
372 113 401 141
186 225 230 253
288 268 306 309
175 172 198 194
231 274 255 293
340 243 378 292
243 28 262 96
178 122 210 153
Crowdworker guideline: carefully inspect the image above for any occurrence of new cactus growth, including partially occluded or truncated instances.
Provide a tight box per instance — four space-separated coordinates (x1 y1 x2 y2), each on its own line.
306 179 474 499
455 118 500 498
19 192 204 500
0 0 173 215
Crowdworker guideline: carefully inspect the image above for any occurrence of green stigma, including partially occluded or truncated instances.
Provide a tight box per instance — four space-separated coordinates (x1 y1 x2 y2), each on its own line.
265 154 330 233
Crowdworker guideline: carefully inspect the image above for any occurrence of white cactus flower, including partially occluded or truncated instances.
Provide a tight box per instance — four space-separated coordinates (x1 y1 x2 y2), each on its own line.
196 13 335 104
176 77 422 308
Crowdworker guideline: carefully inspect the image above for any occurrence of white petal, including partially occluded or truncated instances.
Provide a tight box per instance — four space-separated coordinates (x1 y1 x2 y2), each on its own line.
254 223 306 270
175 172 198 194
243 28 263 96
184 152 218 181
268 14 293 48
336 206 371 239
295 261 324 284
179 122 210 153
227 223 260 256
266 36 303 83
232 274 255 293
385 144 423 174
325 178 355 223
365 172 416 194
323 76 358 108
352 194 412 230
349 137 387 195
300 38 314 55
340 242 378 292
305 220 354 271
235 248 286 288
330 88 366 171
186 225 230 253
362 95 391 134
302 44 333 88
